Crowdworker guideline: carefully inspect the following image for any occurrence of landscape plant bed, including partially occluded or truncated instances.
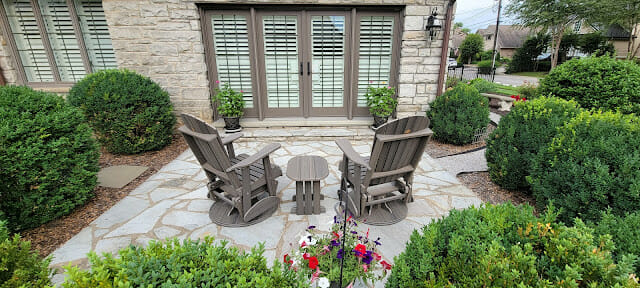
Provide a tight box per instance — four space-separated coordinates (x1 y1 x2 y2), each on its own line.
21 133 187 257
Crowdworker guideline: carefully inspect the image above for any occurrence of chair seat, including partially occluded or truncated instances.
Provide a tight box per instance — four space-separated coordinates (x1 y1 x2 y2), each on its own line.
231 153 283 182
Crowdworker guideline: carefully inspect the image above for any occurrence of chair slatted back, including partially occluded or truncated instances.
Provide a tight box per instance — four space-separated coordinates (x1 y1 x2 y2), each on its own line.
179 114 241 189
367 116 431 186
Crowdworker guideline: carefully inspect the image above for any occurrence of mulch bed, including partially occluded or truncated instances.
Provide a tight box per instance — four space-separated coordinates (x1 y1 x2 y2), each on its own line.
22 133 188 257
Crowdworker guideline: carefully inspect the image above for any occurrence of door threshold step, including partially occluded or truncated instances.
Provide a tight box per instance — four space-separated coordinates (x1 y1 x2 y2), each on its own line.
219 126 375 141
213 117 374 128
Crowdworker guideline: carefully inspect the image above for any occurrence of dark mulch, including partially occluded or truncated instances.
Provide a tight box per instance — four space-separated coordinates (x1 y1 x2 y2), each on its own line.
458 172 535 208
21 133 188 257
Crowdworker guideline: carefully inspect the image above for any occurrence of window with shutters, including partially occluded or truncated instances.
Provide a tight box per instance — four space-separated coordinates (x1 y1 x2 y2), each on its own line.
202 7 400 119
0 0 116 84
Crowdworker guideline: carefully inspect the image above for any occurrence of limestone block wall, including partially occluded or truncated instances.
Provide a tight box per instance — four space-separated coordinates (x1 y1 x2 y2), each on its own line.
0 32 19 85
0 0 449 120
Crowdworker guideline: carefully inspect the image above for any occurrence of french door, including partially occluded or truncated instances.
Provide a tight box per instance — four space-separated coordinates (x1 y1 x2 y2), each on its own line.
204 7 400 119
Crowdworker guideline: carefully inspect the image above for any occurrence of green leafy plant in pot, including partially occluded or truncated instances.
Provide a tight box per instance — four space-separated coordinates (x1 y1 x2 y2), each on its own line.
364 85 397 129
213 82 245 133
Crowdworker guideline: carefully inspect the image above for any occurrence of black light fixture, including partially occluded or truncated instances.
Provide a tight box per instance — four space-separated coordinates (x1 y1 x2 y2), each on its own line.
425 9 442 43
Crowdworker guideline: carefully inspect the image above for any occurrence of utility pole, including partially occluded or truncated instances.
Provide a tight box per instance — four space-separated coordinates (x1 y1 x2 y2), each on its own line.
491 0 502 72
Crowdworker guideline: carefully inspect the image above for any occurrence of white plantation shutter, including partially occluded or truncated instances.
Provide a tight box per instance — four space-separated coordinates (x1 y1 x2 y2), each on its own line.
74 0 116 71
38 0 85 81
357 16 394 107
311 15 345 108
211 14 254 108
262 15 299 108
4 0 54 82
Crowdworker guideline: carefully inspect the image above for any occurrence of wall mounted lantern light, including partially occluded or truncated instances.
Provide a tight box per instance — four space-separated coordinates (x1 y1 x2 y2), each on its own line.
425 9 442 43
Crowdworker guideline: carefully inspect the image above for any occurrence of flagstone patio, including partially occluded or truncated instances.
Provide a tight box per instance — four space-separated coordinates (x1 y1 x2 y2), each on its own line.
49 139 482 284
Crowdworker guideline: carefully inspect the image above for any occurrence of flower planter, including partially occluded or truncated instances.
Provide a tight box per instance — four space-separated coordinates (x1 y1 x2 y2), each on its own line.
222 116 242 133
372 115 389 130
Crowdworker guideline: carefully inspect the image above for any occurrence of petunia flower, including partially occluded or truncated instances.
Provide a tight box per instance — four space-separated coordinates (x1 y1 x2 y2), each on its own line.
317 277 330 288
354 244 367 257
380 260 392 270
372 252 382 261
337 248 344 259
308 256 319 269
362 264 369 272
331 239 340 247
362 251 373 264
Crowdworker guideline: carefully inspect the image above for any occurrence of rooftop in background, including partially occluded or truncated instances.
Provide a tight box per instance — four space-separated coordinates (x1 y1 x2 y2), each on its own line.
476 25 532 49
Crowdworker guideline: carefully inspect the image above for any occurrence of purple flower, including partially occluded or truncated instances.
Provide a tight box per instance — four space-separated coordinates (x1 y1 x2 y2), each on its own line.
337 248 344 259
308 225 316 229
351 231 358 235
374 237 382 246
333 216 338 223
363 251 373 264
331 240 340 247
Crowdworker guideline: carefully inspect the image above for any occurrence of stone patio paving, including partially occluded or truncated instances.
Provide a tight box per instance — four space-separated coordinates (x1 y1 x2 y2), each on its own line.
49 139 482 284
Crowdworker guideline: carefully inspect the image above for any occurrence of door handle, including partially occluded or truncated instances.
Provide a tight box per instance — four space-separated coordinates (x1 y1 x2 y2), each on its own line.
307 62 311 75
300 62 303 76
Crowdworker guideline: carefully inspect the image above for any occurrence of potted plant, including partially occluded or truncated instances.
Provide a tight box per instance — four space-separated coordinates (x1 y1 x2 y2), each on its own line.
213 82 245 133
283 216 392 288
364 85 398 129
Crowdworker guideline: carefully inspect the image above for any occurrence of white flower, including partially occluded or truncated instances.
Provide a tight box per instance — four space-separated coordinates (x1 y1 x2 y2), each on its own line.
298 231 317 246
317 277 330 288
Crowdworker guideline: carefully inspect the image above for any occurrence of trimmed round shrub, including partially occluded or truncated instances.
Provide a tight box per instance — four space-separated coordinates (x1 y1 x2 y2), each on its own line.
539 56 640 114
529 111 640 223
0 220 53 287
62 238 304 287
469 78 494 93
0 86 100 231
386 203 638 288
427 84 489 145
68 69 176 154
486 97 582 190
592 211 640 274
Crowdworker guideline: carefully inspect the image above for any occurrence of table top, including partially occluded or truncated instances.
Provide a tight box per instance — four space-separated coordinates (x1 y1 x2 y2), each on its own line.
286 155 329 181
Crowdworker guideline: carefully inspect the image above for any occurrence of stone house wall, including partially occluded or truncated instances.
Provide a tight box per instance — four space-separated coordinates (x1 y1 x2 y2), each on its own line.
0 0 449 120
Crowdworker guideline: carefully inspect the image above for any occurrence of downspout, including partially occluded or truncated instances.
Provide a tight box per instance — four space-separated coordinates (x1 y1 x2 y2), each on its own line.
436 0 456 97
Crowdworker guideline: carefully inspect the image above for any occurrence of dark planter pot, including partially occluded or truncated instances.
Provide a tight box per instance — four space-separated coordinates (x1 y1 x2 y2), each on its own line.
222 116 242 133
372 115 389 130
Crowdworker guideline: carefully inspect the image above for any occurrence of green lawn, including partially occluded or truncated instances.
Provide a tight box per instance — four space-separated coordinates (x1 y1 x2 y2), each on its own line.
510 71 547 78
489 83 519 96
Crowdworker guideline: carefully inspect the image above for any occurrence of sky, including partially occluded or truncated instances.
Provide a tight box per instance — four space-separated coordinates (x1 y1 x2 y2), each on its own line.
453 0 515 32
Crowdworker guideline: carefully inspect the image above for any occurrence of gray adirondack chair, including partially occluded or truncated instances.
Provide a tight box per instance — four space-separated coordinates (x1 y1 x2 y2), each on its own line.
336 116 432 225
179 114 282 226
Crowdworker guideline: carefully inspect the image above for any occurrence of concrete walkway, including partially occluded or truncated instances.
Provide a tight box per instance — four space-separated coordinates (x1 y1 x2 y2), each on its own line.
49 139 483 284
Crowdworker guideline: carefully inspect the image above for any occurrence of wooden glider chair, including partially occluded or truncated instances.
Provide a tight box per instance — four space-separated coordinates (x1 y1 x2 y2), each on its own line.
336 116 432 225
179 114 282 227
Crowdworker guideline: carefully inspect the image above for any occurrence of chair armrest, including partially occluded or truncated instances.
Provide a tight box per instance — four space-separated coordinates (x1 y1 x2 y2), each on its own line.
226 143 281 172
178 126 218 143
221 133 244 145
335 139 371 170
375 128 433 142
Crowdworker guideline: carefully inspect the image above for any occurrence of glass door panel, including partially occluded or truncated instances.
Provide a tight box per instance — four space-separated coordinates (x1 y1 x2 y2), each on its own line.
262 15 301 112
357 16 394 107
310 15 345 110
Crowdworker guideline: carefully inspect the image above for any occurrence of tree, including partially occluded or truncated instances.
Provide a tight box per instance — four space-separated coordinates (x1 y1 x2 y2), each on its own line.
459 34 484 64
454 22 464 29
579 32 615 56
587 0 640 59
461 28 471 34
506 0 588 69
506 33 550 73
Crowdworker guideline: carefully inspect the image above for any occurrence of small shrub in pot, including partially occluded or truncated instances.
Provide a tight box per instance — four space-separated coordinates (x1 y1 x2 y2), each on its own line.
213 82 245 131
365 85 398 128
68 69 176 154
486 97 582 190
529 110 640 223
0 86 100 231
427 84 489 145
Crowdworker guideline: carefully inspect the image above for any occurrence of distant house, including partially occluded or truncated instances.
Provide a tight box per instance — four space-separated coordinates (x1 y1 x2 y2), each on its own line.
567 20 638 59
449 28 466 58
476 25 532 59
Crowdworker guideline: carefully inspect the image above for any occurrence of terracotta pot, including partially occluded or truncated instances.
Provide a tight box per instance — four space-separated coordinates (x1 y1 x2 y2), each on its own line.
222 116 242 133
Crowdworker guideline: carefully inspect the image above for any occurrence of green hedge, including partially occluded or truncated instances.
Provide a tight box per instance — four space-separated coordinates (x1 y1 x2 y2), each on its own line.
68 69 176 154
469 78 494 93
539 56 640 114
61 238 306 288
386 203 638 288
427 84 489 145
486 97 582 190
0 221 52 288
592 211 640 275
529 111 640 223
0 86 100 231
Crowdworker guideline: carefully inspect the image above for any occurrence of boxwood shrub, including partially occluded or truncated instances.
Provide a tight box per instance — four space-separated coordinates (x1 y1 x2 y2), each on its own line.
61 238 306 288
529 111 640 223
0 86 100 231
68 69 176 154
592 211 640 274
427 84 489 145
386 203 638 288
0 220 53 287
539 56 640 114
486 97 582 190
469 78 494 93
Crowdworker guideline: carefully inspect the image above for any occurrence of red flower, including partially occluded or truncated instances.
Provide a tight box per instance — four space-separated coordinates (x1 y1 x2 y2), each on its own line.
303 253 310 260
362 264 368 272
380 260 392 270
283 254 293 265
354 244 367 257
332 232 340 240
300 241 307 248
308 256 319 269
372 252 382 261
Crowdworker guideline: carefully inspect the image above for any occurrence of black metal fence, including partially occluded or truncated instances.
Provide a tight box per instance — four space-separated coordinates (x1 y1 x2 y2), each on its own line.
447 66 495 82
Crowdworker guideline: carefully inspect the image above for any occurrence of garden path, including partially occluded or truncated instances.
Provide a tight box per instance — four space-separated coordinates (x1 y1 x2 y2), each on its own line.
49 139 482 285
